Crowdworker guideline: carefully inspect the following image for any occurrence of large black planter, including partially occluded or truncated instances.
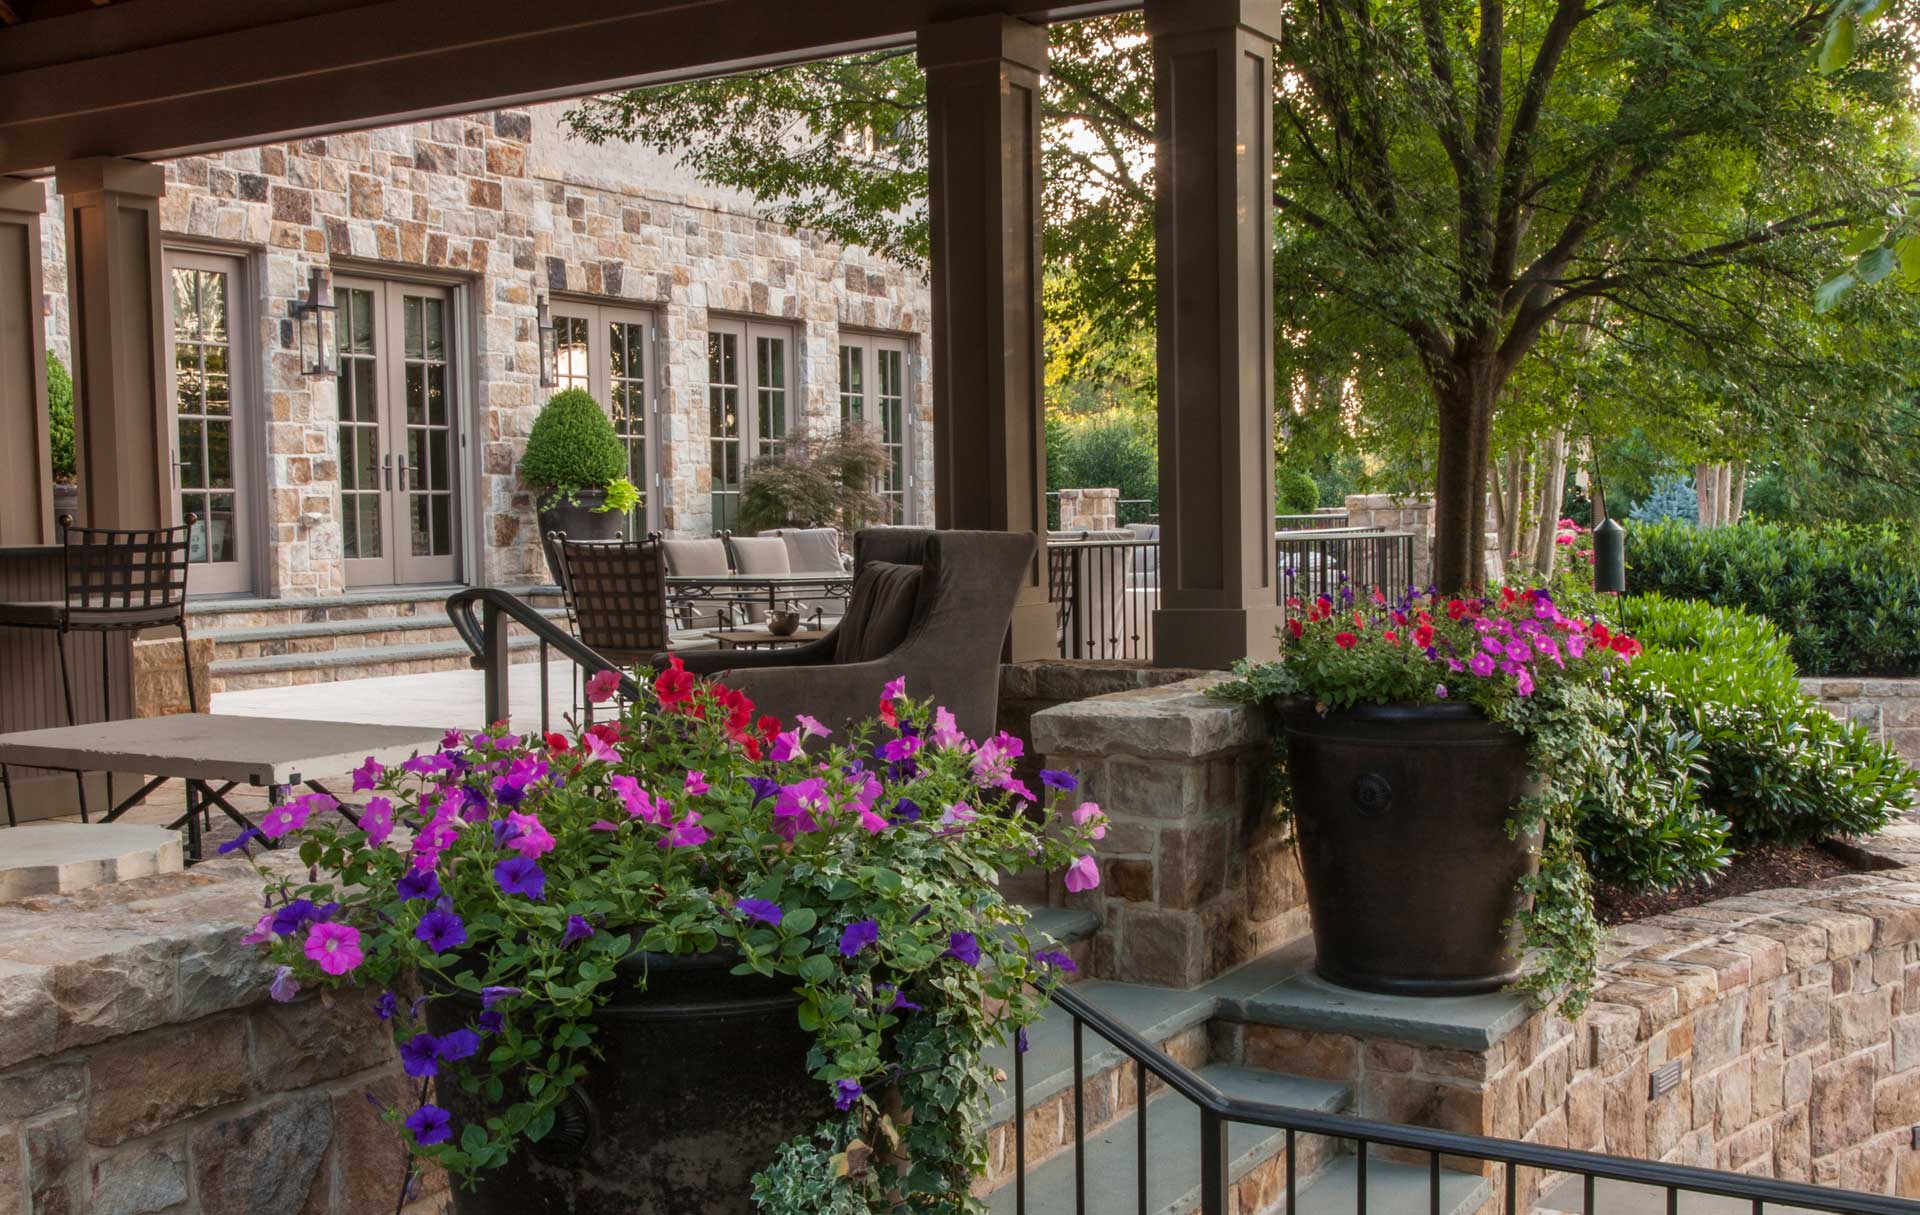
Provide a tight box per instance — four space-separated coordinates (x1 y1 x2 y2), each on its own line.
426 950 828 1215
1278 699 1542 996
536 488 626 582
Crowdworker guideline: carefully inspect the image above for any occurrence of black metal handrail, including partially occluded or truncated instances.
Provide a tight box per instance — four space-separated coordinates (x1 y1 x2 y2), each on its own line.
1035 982 1909 1215
445 587 640 728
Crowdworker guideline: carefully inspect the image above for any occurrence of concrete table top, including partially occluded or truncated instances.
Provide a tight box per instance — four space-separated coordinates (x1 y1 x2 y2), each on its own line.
0 714 449 786
0 822 184 900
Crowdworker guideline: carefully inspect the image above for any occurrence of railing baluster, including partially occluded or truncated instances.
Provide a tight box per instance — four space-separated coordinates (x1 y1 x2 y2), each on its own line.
1506 1160 1517 1215
1136 1059 1148 1215
1073 1017 1086 1215
1584 1171 1595 1215
1429 1150 1440 1215
1199 1109 1229 1215
1358 1139 1369 1215
1014 1031 1027 1215
1288 1129 1298 1215
1666 1186 1678 1215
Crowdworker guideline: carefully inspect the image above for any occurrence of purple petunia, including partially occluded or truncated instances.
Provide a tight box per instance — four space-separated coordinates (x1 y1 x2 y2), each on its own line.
481 985 523 1009
217 827 262 855
400 1033 441 1078
415 908 467 953
736 898 784 927
1040 769 1078 792
372 991 399 1021
891 797 922 824
1016 1027 1030 1054
436 1028 482 1062
271 898 321 937
834 1079 864 1111
561 915 596 947
477 1010 505 1035
404 1103 453 1146
493 856 546 901
838 919 879 958
745 776 779 804
396 870 441 902
945 931 982 967
1032 949 1078 976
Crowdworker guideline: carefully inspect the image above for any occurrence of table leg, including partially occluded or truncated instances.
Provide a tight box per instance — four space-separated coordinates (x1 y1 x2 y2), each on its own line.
100 775 170 824
183 780 203 862
200 781 272 842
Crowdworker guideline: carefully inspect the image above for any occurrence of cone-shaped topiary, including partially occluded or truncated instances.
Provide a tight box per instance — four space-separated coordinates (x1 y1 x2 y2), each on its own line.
1276 467 1320 516
47 353 75 481
519 388 627 505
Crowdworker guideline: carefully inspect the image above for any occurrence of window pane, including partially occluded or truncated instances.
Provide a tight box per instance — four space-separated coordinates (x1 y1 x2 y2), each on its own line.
423 298 444 360
172 270 200 342
839 345 863 423
404 296 423 359
431 495 452 557
177 419 205 489
206 493 236 562
200 270 227 343
405 364 425 426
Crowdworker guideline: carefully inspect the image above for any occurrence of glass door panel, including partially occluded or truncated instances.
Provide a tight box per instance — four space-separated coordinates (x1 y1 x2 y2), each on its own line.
398 293 456 582
166 253 252 595
608 317 652 537
877 347 907 523
708 331 742 533
336 284 389 585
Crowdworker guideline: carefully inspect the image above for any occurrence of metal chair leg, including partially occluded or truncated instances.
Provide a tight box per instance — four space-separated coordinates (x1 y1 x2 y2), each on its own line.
178 621 198 713
56 629 87 822
100 631 113 811
3 763 15 828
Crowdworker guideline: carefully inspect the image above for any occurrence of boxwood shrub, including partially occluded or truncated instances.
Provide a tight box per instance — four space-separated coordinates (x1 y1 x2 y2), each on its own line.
519 388 626 504
1627 519 1920 676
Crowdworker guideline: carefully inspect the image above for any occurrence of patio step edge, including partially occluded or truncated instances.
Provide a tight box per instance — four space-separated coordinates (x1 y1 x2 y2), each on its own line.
210 634 540 676
204 607 568 645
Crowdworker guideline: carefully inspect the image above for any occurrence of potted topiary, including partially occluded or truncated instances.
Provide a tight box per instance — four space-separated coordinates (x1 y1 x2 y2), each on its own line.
1214 586 1641 1001
520 388 641 576
240 669 1104 1215
47 353 78 522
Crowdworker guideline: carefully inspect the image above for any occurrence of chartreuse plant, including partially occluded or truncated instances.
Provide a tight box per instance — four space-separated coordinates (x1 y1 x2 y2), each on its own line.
242 666 1104 1212
519 387 637 512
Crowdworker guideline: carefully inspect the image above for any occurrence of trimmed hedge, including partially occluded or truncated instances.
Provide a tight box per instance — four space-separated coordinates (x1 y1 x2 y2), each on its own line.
519 388 626 503
1627 519 1920 676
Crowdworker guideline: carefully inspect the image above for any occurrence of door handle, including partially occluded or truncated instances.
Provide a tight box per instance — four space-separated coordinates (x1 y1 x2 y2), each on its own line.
382 453 392 491
396 456 409 494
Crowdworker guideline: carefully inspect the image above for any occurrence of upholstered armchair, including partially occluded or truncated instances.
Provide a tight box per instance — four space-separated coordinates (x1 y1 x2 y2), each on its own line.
666 529 1036 742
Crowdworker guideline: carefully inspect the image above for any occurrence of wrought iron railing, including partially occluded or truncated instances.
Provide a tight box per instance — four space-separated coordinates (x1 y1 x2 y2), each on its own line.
445 587 637 733
1278 527 1417 606
1275 510 1352 530
1028 983 1907 1215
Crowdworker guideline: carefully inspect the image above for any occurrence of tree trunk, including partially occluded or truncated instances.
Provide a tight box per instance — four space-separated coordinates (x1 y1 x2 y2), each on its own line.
1430 362 1499 593
1531 429 1568 577
1696 463 1717 528
1729 462 1747 525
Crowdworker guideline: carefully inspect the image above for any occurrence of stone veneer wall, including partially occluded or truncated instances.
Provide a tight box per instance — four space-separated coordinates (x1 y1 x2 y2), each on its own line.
38 103 931 596
1803 677 1920 768
1030 676 1309 989
1341 493 1434 590
0 856 441 1215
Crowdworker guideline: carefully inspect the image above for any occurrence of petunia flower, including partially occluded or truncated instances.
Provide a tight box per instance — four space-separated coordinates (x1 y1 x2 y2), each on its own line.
930 706 965 750
745 776 779 805
241 912 274 947
891 797 922 824
794 714 830 739
839 919 879 957
561 915 596 947
857 807 889 835
268 966 300 1003
659 812 711 849
351 756 385 793
493 856 546 901
259 796 313 840
1435 684 1450 699
939 802 977 827
1040 769 1078 792
582 732 620 766
271 898 321 937
481 986 522 1009
217 827 262 856
405 1103 453 1146
610 774 668 824
1063 855 1101 894
770 732 802 763
372 991 399 1021
1033 949 1078 976
585 668 622 704
881 676 906 702
736 898 783 927
400 1033 441 1078
834 1079 864 1111
436 1028 482 1062
415 908 467 953
477 1010 505 1035
396 870 441 902
504 811 555 859
944 931 981 967
684 770 710 796
304 922 364 976
361 797 395 846
1072 802 1107 840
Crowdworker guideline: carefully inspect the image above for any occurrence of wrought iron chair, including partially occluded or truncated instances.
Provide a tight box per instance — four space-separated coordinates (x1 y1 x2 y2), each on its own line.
548 532 670 723
0 517 197 825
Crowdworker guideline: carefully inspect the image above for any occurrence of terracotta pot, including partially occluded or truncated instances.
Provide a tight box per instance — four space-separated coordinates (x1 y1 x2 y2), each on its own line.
536 488 626 582
427 949 828 1215
1277 699 1542 996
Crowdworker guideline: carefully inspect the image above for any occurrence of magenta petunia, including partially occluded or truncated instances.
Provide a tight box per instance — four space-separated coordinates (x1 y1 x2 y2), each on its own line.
361 796 395 846
684 770 710 796
610 774 668 824
351 755 384 792
504 811 555 859
1063 855 1101 894
304 921 364 976
658 812 711 849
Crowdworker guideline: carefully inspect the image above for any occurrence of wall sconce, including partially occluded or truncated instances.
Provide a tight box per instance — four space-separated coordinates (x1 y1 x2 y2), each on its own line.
536 292 558 388
292 265 337 378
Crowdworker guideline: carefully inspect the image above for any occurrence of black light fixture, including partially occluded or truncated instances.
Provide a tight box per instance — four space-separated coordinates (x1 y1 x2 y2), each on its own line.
536 291 558 388
292 265 337 378
1593 515 1627 594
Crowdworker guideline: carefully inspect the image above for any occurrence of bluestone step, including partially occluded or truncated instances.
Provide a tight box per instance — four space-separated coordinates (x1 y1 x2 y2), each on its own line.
988 1062 1363 1215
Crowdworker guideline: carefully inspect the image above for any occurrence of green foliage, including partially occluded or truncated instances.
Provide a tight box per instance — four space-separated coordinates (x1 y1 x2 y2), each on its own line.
1048 411 1157 520
46 354 74 481
1275 468 1320 517
519 389 626 503
1627 477 1699 527
596 477 642 516
737 427 888 535
253 677 1103 1207
1626 520 1920 675
1616 594 1915 845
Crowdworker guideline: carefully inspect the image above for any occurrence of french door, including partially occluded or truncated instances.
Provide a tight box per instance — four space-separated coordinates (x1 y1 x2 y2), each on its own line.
708 318 792 533
550 300 659 537
334 277 460 587
838 333 913 524
165 250 254 595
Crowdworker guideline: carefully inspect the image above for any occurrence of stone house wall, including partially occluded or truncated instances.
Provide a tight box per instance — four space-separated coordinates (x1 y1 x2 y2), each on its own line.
36 103 932 597
1802 677 1920 769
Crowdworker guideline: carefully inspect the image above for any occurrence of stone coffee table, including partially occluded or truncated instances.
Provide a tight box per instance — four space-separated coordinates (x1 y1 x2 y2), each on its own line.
0 714 448 861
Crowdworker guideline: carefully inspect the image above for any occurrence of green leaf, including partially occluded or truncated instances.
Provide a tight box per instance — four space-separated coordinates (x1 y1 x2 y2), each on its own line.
1817 16 1854 73
783 907 818 935
797 955 833 984
526 1105 557 1143
1814 272 1856 313
1895 234 1920 286
1855 246 1898 285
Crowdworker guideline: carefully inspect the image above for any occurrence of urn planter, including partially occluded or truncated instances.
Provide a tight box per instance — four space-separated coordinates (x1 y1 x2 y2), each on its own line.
536 488 625 581
1278 699 1542 996
427 949 827 1215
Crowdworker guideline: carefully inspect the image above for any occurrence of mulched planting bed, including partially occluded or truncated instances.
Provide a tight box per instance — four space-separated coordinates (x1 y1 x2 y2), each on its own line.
1594 842 1865 925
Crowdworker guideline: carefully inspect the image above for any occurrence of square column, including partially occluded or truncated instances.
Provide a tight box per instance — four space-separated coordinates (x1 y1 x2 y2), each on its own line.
1148 0 1286 669
918 16 1054 661
0 177 52 544
55 158 172 530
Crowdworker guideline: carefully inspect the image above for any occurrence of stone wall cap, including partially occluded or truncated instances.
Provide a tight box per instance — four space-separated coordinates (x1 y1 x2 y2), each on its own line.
0 823 183 901
1030 675 1269 759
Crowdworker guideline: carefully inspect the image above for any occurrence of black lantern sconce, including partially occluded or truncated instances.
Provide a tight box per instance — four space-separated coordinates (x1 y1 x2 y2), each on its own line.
1593 515 1627 594
536 292 558 389
292 265 337 378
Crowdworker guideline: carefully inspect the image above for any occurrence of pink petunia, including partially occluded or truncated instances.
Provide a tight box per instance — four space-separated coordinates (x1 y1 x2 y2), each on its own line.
586 668 622 704
304 922 364 976
1072 802 1108 840
505 811 555 859
582 733 619 765
930 706 966 751
610 774 668 824
659 812 711 849
241 912 274 947
1063 855 1101 894
770 731 802 763
882 676 906 702
685 770 710 797
360 797 396 846
858 808 890 834
794 714 831 739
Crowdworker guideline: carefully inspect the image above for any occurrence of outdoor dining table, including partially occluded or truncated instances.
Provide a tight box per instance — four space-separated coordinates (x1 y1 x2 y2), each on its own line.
0 714 448 861
664 570 854 614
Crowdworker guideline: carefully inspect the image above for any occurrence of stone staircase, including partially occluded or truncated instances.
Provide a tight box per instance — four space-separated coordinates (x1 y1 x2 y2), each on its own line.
990 913 1493 1215
188 586 565 692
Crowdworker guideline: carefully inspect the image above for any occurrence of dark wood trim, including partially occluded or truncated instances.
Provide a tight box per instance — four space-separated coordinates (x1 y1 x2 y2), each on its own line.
0 0 1137 175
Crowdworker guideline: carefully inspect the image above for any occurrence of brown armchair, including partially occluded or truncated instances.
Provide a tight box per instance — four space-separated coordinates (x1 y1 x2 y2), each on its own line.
667 529 1036 742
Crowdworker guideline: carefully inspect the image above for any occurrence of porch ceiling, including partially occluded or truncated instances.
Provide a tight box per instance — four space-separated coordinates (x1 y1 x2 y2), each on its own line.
0 0 1139 176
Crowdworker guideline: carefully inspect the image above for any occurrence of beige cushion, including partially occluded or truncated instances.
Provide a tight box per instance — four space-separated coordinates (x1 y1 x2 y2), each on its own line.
662 537 733 628
834 561 922 663
727 536 790 623
774 527 843 574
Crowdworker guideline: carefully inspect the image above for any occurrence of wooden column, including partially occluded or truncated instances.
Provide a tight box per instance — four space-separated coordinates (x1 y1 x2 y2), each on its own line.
56 157 172 530
1148 0 1286 669
0 178 52 545
918 15 1053 661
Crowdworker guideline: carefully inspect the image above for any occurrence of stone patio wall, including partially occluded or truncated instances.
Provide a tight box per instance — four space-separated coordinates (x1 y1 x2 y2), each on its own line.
1803 677 1920 768
0 857 442 1215
1030 676 1308 988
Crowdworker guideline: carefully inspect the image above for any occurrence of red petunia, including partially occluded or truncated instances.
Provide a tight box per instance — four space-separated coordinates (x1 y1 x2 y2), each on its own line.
1447 599 1468 620
1335 632 1358 649
1287 618 1305 639
1413 624 1434 648
543 732 571 754
654 656 695 708
1590 623 1612 646
1383 630 1399 643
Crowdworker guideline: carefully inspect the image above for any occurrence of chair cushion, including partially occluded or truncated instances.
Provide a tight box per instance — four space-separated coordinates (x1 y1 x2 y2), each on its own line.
661 537 730 576
729 536 791 575
834 561 922 663
776 528 844 574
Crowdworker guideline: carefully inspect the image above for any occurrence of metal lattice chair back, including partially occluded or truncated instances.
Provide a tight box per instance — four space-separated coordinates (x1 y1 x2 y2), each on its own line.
550 532 669 663
61 520 194 626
